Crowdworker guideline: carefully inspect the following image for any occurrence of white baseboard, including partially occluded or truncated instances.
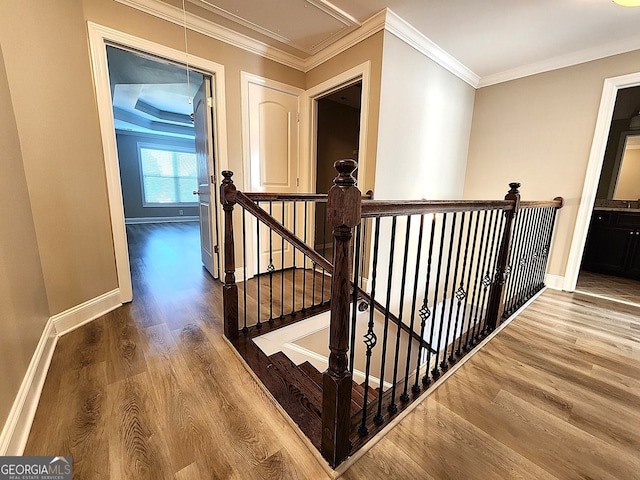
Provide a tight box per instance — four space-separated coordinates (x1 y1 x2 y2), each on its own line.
545 273 565 291
125 216 198 224
52 288 122 336
0 289 122 455
0 318 57 455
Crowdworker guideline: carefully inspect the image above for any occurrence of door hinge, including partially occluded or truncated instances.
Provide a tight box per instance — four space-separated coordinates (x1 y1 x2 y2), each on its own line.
214 245 220 254
297 112 300 123
211 174 215 184
296 178 300 187
207 97 213 108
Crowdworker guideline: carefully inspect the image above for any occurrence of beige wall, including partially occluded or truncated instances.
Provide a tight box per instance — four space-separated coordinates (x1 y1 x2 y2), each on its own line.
0 45 50 430
616 148 640 199
306 32 384 192
375 32 475 200
464 49 640 277
0 0 117 315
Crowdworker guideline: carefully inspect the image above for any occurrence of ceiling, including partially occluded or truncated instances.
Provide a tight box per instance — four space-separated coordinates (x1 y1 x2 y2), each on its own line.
172 0 640 84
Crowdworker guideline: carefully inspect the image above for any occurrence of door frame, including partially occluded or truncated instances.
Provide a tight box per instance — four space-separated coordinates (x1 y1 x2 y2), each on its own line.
87 22 229 302
303 61 371 193
239 71 305 280
564 71 640 291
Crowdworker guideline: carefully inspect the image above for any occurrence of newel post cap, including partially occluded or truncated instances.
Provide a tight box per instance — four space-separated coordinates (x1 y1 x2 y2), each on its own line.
328 159 361 228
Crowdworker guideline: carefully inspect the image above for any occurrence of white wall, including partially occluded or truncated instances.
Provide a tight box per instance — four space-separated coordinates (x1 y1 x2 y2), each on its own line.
374 31 476 201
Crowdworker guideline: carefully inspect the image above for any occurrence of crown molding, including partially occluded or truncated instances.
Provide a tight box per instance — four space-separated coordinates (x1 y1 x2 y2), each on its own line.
303 10 386 72
115 0 307 70
383 9 480 88
479 34 640 88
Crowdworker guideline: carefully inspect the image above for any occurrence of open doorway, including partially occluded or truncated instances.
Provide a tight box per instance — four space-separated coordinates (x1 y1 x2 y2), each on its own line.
575 85 640 305
105 45 220 289
313 82 362 257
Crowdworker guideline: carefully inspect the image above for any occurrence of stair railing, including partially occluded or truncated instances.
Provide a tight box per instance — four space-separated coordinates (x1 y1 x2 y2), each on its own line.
221 160 563 468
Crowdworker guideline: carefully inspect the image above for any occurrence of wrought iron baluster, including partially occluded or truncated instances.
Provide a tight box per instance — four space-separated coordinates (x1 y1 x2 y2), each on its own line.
374 216 397 425
441 212 461 370
291 201 297 314
430 213 448 379
457 211 479 356
465 210 489 350
476 210 501 337
449 211 468 364
350 223 362 376
389 216 412 413
516 208 534 307
268 201 274 323
418 214 437 388
256 207 262 329
242 208 248 333
280 201 285 319
402 214 424 401
359 217 381 437
302 201 308 311
321 202 328 304
504 208 525 316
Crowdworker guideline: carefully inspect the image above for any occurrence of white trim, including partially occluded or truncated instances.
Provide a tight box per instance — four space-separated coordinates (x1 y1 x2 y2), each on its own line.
383 9 480 88
0 319 57 455
115 0 305 70
51 289 122 336
544 273 564 291
302 10 386 72
87 22 229 301
304 62 371 192
1 289 124 455
125 216 199 224
563 71 640 292
479 34 640 88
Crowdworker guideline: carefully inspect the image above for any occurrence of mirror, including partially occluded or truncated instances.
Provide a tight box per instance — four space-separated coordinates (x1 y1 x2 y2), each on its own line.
613 133 640 200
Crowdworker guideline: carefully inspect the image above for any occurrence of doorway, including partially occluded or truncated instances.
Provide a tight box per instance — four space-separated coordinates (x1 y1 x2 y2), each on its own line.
88 23 229 303
105 46 220 282
314 82 362 257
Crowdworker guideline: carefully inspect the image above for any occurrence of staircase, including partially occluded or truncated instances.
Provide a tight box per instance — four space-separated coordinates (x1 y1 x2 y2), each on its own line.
266 352 379 420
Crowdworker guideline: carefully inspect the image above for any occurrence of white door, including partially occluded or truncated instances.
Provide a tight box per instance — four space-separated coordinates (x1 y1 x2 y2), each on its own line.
193 76 220 278
246 80 301 274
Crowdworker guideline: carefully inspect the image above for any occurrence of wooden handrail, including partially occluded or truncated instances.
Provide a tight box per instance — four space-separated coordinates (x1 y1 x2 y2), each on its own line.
244 191 373 202
361 197 563 218
234 190 435 353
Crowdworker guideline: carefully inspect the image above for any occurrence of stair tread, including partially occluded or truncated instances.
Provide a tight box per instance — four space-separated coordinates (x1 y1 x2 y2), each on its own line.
298 361 323 388
268 352 323 420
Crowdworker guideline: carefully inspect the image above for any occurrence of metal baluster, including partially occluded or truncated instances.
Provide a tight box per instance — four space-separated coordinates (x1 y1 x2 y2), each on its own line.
419 214 437 388
350 223 363 376
457 211 479 356
478 210 503 336
280 201 285 319
268 201 274 323
448 212 468 364
465 210 489 350
302 202 308 311
291 201 297 314
516 208 534 307
360 217 368 290
442 212 462 369
256 208 262 329
389 216 412 413
359 218 381 437
504 208 524 316
321 202 328 304
374 216 397 426
242 208 248 333
402 214 424 401
430 213 448 379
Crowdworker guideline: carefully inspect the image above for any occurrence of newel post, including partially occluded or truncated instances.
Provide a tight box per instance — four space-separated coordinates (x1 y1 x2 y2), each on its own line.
321 159 360 467
220 171 239 340
486 182 521 331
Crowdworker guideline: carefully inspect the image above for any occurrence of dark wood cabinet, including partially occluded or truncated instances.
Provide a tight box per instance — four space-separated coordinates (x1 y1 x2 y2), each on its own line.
582 210 640 280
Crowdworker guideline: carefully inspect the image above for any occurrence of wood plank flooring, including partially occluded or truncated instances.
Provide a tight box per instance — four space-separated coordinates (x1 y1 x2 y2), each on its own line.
24 223 640 479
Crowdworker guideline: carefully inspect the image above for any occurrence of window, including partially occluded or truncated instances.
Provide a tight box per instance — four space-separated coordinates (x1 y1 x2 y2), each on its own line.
138 145 198 206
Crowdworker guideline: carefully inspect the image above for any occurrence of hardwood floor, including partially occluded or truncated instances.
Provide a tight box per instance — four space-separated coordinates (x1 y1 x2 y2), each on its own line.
576 270 640 306
24 223 640 479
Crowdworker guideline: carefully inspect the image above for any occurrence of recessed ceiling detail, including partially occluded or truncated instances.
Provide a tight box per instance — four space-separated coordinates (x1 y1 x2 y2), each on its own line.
189 0 360 54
